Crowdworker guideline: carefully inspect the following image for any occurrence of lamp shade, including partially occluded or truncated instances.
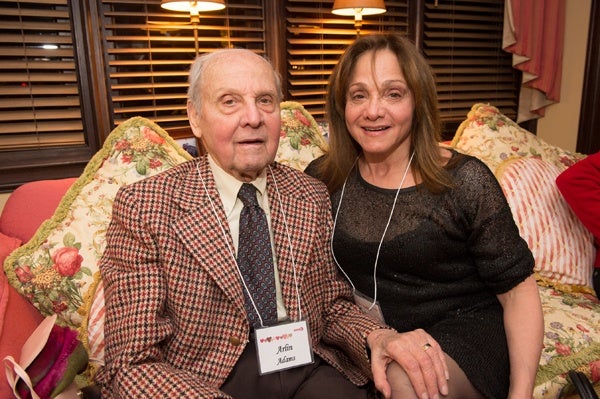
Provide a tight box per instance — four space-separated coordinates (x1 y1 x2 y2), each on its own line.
331 0 386 16
160 0 225 13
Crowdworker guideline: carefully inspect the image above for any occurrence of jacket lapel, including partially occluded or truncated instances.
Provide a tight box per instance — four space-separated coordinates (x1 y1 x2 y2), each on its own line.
169 160 321 324
268 164 319 321
171 157 247 317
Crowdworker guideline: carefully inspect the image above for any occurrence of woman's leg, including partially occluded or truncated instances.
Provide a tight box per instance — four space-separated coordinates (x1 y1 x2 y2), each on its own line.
386 354 485 399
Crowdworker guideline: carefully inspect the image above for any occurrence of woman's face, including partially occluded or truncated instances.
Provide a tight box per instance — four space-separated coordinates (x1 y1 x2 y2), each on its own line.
344 49 414 162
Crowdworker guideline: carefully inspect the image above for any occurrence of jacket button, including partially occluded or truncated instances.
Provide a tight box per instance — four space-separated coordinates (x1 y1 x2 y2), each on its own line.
229 336 242 346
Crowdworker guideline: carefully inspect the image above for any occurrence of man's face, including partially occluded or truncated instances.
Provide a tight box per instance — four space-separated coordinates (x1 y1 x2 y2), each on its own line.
188 51 281 182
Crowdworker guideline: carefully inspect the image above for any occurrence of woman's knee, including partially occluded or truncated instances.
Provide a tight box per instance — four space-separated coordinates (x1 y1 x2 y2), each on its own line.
383 356 484 399
386 361 419 399
443 355 485 399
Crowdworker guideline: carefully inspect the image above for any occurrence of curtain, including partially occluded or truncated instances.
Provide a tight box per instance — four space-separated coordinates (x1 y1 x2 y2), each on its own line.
503 0 566 122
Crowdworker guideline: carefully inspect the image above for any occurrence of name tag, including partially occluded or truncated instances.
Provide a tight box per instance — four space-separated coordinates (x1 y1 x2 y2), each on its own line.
254 320 314 375
353 290 386 324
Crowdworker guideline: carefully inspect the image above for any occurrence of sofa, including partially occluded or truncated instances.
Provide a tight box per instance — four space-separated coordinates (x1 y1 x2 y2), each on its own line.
1 102 598 398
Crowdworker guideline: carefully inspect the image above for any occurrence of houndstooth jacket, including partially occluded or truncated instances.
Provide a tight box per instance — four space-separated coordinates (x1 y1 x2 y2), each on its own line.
95 156 383 398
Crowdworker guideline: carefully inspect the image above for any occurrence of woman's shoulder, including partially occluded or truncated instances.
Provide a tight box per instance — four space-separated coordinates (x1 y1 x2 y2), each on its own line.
441 150 503 199
446 149 493 175
303 154 327 179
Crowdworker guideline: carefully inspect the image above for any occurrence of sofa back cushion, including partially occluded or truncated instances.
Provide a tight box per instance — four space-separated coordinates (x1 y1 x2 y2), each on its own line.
451 103 583 173
0 178 77 243
276 100 328 170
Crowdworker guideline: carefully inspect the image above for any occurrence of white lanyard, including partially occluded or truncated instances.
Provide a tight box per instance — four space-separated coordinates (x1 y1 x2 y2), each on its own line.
196 162 303 327
331 151 415 311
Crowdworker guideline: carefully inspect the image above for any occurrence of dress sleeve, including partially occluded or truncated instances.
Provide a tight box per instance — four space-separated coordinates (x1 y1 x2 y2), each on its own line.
303 154 326 177
455 156 535 294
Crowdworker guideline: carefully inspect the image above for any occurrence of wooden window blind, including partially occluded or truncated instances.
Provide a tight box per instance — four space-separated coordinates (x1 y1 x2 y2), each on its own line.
1 0 525 190
101 0 266 131
422 0 519 132
285 0 518 135
0 0 84 151
285 0 409 120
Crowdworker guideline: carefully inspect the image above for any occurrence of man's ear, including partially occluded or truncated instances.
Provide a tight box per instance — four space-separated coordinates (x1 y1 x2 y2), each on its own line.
187 101 202 139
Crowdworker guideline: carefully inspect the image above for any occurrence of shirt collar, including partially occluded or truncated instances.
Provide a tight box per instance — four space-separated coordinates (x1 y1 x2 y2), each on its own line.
207 154 268 213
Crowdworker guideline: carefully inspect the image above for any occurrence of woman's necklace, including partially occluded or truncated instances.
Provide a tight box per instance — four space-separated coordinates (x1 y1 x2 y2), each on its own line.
331 151 415 318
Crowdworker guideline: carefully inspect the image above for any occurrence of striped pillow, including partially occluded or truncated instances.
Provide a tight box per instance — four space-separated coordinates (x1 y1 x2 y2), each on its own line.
85 279 105 372
497 157 595 291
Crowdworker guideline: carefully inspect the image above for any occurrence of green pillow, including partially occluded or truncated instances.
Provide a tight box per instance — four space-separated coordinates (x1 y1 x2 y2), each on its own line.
4 116 192 335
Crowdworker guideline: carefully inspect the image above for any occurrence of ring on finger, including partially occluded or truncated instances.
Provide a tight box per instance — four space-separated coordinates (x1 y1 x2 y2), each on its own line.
422 343 432 351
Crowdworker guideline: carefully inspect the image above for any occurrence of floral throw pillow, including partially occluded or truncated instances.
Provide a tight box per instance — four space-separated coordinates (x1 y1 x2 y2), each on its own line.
451 103 585 174
276 101 328 171
3 117 192 335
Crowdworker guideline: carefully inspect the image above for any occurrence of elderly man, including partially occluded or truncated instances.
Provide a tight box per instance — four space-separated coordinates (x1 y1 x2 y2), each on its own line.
95 48 448 399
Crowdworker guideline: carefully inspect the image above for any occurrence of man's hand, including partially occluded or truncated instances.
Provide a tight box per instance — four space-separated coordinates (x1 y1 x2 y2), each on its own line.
366 328 449 399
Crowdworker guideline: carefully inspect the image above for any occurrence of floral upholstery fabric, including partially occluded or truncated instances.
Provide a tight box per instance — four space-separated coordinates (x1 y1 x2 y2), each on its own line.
451 103 584 174
534 285 600 398
276 101 328 170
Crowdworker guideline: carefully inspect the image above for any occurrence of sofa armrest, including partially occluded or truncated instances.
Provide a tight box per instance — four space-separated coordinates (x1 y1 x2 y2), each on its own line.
0 178 77 243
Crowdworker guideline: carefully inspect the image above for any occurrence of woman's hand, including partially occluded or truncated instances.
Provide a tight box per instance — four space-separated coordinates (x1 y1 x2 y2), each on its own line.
367 328 449 399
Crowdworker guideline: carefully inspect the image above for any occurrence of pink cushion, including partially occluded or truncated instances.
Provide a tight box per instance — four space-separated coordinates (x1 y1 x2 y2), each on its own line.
0 274 44 398
0 232 21 265
0 178 76 243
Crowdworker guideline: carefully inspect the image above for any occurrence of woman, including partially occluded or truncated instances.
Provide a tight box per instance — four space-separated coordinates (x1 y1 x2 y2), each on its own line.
306 34 543 399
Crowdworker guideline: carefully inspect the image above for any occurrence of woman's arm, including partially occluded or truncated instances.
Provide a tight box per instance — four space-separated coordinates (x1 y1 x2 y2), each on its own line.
497 275 544 399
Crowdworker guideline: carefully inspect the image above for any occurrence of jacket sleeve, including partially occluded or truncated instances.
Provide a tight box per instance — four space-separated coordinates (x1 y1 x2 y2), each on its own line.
95 186 231 399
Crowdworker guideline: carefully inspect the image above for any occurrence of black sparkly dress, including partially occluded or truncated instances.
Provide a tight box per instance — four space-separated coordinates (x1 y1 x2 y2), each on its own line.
306 151 534 399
